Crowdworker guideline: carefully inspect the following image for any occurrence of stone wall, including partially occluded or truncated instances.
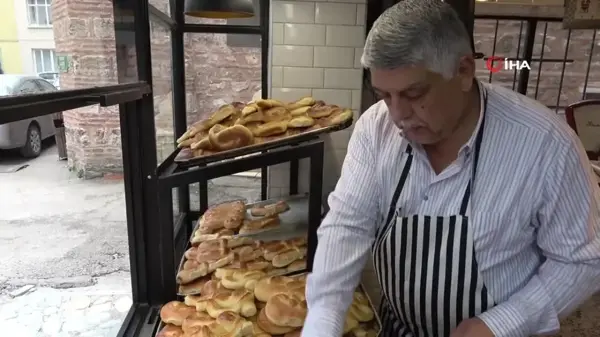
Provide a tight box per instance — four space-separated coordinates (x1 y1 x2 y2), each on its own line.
52 0 261 177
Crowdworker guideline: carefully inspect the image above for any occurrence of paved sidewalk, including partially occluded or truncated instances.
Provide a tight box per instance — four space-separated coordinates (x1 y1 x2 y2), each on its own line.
0 273 131 337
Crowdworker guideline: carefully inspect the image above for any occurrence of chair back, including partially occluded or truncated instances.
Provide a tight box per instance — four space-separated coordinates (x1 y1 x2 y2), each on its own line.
565 100 600 160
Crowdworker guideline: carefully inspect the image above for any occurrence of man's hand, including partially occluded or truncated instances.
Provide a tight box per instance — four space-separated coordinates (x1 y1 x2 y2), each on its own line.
450 317 495 337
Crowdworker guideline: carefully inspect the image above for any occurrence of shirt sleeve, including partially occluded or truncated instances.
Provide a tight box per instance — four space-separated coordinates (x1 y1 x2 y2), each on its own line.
478 135 600 337
301 113 381 337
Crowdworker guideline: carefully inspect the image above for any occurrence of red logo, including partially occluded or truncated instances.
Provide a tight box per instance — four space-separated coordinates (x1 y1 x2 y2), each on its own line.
485 56 504 73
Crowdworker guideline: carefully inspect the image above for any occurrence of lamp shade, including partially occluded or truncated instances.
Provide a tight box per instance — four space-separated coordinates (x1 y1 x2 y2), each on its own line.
184 0 255 19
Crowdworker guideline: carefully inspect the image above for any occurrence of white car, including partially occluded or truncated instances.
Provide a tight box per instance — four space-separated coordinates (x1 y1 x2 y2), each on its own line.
0 75 58 157
37 72 60 89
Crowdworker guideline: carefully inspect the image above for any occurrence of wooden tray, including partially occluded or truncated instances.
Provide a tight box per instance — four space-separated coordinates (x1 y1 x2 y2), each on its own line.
174 117 353 168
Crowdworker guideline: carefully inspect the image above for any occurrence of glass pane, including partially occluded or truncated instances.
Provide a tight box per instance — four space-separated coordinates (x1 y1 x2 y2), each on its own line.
43 50 53 72
47 5 53 24
182 32 262 211
28 5 37 24
149 0 170 16
34 50 43 73
37 6 49 25
184 0 260 25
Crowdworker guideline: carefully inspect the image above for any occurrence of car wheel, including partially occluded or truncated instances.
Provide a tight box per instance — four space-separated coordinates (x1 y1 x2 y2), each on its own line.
20 123 42 158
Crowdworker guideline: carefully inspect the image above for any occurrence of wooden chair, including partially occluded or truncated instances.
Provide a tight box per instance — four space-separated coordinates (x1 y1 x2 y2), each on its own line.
565 100 600 160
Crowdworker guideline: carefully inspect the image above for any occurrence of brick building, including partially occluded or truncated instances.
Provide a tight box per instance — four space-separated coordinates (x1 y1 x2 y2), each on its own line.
51 0 598 178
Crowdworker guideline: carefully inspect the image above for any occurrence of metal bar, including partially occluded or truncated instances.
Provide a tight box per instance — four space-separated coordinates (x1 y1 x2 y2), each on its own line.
158 141 325 188
290 159 299 195
183 24 261 35
306 142 324 272
149 4 176 29
171 0 191 233
555 29 572 113
534 23 548 100
260 0 271 201
157 182 177 302
512 20 525 91
488 20 499 83
0 82 151 124
517 19 536 95
582 29 597 100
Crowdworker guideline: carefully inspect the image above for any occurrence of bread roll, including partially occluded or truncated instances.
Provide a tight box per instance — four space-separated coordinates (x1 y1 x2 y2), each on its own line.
256 308 296 335
238 216 280 234
264 293 307 327
181 311 214 334
184 311 253 337
178 275 211 295
208 124 254 151
344 315 360 334
253 121 288 137
190 230 235 245
263 107 292 123
236 110 265 125
286 259 307 274
254 275 306 302
256 99 284 109
288 116 315 128
272 246 307 268
307 101 334 118
220 270 267 290
262 237 307 261
283 330 302 337
250 201 290 217
198 201 246 232
190 136 213 151
241 103 259 116
348 291 375 322
196 288 257 318
289 106 311 116
324 107 353 127
286 97 316 111
176 251 235 284
160 301 196 326
156 324 184 337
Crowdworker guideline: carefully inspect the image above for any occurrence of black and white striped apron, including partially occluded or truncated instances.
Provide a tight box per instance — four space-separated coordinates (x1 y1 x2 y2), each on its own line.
372 91 495 337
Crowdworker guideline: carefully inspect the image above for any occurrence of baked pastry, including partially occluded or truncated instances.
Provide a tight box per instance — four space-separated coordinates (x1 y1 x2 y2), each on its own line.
220 269 267 290
255 99 284 109
344 315 360 334
178 275 212 296
181 311 214 334
287 97 316 111
252 121 288 137
176 247 235 284
183 311 253 337
265 267 289 277
241 103 259 116
254 275 306 302
264 293 307 327
257 308 296 335
231 245 264 262
290 106 311 116
160 301 196 326
272 246 307 268
198 201 246 233
350 326 379 337
263 107 292 123
286 259 307 274
262 237 307 261
284 330 302 337
250 200 290 217
190 229 235 245
236 109 265 125
288 116 315 128
196 288 257 318
307 101 334 118
321 108 353 127
156 324 184 337
190 136 213 151
250 318 272 337
238 216 280 234
208 124 254 151
348 291 375 322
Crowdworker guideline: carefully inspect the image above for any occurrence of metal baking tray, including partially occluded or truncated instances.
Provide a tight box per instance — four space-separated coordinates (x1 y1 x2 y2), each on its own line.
174 117 353 168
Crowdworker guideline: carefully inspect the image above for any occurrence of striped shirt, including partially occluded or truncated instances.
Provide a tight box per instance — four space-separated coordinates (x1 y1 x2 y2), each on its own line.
302 81 600 337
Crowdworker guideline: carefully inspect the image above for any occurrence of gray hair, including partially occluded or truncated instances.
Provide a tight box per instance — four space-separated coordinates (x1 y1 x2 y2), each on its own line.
361 0 472 79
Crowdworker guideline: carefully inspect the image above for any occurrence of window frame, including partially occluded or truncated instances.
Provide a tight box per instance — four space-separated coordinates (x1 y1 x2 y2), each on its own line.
27 0 53 27
32 49 57 74
225 0 261 48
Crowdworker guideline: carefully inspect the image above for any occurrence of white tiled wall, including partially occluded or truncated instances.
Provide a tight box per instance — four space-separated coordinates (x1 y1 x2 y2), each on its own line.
268 0 366 201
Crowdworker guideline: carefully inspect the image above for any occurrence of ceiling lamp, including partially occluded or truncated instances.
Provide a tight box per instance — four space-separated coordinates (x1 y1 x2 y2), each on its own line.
184 0 255 19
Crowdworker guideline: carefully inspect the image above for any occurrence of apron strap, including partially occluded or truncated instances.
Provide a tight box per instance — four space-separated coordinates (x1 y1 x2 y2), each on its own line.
382 145 413 228
459 88 488 216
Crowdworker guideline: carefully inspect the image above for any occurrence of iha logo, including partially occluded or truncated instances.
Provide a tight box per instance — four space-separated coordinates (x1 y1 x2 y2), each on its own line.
485 56 531 73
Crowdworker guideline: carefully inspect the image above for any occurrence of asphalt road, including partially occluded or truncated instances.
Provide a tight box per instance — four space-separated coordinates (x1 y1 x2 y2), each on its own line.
0 145 260 288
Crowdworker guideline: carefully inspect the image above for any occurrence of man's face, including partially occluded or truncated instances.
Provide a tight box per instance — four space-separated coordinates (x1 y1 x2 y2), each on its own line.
370 58 474 145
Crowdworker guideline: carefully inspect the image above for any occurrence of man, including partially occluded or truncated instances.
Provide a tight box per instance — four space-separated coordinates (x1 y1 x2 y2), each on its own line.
301 0 600 336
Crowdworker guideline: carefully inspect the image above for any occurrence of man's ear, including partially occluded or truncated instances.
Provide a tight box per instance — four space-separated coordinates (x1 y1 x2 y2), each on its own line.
456 55 475 92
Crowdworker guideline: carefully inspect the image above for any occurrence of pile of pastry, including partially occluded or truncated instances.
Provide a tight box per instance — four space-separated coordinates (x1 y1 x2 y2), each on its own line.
176 97 353 158
176 235 308 287
158 273 380 337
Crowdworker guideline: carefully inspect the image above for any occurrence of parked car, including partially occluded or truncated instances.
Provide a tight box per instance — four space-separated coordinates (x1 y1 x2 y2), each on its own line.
0 75 58 158
37 72 60 89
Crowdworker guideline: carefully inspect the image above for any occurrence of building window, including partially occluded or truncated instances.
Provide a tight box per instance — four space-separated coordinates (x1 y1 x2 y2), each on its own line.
226 0 261 48
27 0 52 26
32 49 56 73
